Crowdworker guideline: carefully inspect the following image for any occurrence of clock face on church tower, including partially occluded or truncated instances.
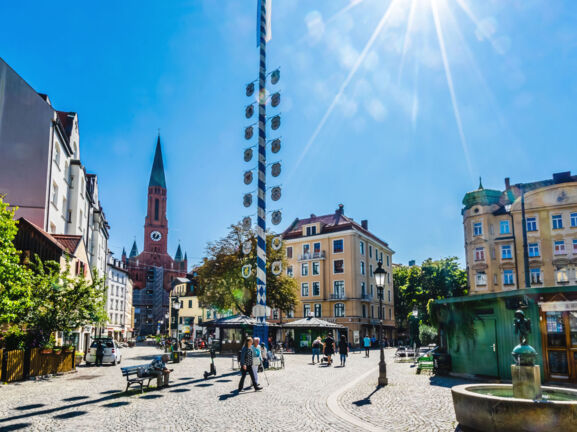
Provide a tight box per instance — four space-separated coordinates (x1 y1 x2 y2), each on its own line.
150 231 162 242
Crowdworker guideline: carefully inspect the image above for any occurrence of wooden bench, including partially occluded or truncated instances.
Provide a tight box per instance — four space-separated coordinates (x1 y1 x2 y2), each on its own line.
416 357 435 374
121 365 155 393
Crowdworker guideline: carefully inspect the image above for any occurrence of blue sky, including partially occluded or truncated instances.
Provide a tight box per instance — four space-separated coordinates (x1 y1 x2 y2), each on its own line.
2 0 577 267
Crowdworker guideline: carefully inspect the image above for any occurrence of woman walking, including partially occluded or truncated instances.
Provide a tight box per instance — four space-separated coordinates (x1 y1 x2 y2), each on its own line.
338 335 349 366
311 336 322 364
238 337 262 392
324 332 335 366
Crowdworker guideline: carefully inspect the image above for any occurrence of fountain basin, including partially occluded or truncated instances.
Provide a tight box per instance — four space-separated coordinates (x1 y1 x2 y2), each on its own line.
452 384 577 432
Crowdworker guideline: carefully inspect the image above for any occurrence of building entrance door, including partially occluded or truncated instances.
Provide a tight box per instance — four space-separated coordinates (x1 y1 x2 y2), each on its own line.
469 319 499 377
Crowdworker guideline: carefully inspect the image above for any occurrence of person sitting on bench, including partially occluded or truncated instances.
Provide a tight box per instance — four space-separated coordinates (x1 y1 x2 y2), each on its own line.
148 354 173 388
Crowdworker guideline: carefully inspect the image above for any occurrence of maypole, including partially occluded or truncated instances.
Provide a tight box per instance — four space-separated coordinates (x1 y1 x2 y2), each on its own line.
242 0 282 346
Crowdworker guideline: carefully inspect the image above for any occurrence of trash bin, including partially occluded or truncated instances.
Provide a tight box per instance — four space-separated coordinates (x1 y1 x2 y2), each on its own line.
171 351 181 363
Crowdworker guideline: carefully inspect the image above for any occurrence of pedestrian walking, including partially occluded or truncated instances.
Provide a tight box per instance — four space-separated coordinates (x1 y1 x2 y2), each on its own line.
311 336 322 364
324 332 335 366
338 335 349 366
95 341 104 367
251 337 263 385
363 335 371 357
238 337 262 392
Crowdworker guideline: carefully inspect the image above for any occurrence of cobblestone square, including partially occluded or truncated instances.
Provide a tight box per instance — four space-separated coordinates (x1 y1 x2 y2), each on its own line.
0 346 474 431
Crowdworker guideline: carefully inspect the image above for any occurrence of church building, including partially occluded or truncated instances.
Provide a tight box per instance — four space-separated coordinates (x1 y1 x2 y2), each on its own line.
123 136 187 336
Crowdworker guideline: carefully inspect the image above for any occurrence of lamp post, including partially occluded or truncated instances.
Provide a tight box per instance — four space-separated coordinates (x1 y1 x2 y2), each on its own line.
374 261 388 386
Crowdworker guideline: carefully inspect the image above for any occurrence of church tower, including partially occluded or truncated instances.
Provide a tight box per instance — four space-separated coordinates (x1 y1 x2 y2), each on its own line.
144 136 168 256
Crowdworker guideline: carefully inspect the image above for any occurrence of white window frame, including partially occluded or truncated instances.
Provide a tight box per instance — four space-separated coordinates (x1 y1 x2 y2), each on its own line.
333 259 344 274
303 304 311 317
556 267 569 283
528 243 540 258
360 261 365 275
473 222 483 236
287 265 293 277
312 281 320 296
530 268 542 285
301 282 309 297
333 280 345 298
501 245 512 260
314 303 321 318
333 238 344 254
312 261 320 275
526 217 538 232
475 272 487 286
286 246 293 259
334 303 345 317
503 270 515 286
500 220 510 234
571 213 577 228
475 247 485 261
552 214 563 230
360 241 365 255
554 240 566 255
301 262 309 276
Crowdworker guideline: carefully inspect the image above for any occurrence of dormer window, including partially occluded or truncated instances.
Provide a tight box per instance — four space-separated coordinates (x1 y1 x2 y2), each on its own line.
306 225 317 236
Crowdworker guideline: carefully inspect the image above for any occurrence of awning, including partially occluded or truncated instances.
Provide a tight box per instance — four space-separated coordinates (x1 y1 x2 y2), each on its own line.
282 317 346 329
202 315 280 329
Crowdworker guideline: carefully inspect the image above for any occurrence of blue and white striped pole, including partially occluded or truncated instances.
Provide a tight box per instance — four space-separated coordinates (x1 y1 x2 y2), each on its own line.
255 0 268 344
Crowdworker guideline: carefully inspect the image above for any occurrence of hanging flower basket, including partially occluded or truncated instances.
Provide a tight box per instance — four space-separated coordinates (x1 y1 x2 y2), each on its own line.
41 348 53 355
53 349 62 355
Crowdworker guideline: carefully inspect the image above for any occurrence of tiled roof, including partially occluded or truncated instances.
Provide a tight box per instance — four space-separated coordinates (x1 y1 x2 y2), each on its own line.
282 210 390 248
52 234 82 254
56 111 75 138
17 218 67 253
149 135 167 188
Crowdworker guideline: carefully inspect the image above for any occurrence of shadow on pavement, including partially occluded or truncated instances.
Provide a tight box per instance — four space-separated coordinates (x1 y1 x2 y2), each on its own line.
101 401 130 408
140 394 163 400
100 390 122 395
14 404 45 411
0 423 32 431
194 383 213 387
62 396 89 402
215 379 232 383
352 386 383 407
218 390 240 401
428 376 476 389
53 411 88 420
169 388 190 393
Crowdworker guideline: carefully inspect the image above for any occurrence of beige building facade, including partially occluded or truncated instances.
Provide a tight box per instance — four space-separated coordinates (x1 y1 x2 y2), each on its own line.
282 205 395 345
463 172 577 294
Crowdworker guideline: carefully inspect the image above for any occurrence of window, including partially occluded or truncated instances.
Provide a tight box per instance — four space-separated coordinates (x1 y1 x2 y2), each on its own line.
62 197 67 213
334 303 345 317
312 281 320 296
333 260 344 274
312 261 320 275
475 272 487 286
571 213 577 228
286 247 293 259
333 281 345 298
389 308 392 320
51 183 59 206
362 304 367 318
552 214 563 230
527 217 537 232
573 239 577 253
360 261 365 275
386 255 389 266
475 247 485 261
301 283 309 296
301 263 309 276
272 309 279 320
388 290 391 302
530 268 542 284
375 249 379 262
370 264 373 277
287 309 294 318
528 243 540 257
314 304 321 317
556 267 569 283
303 244 310 255
333 239 344 253
380 252 383 263
154 198 159 220
360 241 365 255
500 220 510 234
554 240 566 255
287 265 293 277
473 222 482 236
313 242 321 254
303 304 311 317
361 282 366 296
503 270 514 286
501 245 512 259
306 225 317 236
188 300 193 308
371 305 374 318
370 284 374 297
54 143 61 166
369 245 373 258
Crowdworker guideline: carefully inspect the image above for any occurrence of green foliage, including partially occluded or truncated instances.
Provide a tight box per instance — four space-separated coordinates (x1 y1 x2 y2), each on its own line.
26 259 107 347
0 196 33 324
419 324 438 346
197 222 298 316
393 257 467 331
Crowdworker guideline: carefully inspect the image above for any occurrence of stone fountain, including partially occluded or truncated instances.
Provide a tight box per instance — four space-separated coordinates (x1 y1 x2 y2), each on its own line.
451 310 577 432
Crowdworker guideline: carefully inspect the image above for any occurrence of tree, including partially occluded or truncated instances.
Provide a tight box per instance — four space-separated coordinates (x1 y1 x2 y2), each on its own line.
0 196 33 325
393 257 467 332
26 259 108 347
196 222 298 316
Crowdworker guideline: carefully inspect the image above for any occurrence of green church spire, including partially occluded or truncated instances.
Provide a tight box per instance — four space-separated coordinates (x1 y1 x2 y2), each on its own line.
149 134 167 189
175 244 183 261
129 241 138 258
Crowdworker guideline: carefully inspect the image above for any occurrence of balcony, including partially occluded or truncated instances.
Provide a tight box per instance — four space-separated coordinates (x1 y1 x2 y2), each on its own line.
329 293 346 300
298 251 326 261
361 294 373 301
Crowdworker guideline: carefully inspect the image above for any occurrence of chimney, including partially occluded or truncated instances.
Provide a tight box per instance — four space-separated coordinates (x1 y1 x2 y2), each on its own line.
336 204 344 215
361 220 368 230
505 177 510 190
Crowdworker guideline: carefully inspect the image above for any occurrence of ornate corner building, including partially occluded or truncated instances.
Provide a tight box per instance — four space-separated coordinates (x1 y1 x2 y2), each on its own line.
124 136 187 336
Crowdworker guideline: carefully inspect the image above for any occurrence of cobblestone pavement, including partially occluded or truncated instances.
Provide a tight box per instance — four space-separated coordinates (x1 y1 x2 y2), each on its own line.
0 347 470 431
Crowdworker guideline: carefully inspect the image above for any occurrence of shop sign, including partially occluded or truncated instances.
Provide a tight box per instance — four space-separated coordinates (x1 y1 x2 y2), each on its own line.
539 301 577 312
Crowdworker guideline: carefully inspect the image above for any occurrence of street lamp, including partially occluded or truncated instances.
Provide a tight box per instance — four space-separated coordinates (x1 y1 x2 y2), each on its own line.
374 261 388 386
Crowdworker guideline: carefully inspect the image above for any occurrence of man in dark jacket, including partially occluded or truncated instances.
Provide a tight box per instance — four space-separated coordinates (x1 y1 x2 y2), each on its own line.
95 342 104 367
238 337 262 392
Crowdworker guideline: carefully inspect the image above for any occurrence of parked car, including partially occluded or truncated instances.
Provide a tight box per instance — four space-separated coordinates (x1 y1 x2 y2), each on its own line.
85 338 122 366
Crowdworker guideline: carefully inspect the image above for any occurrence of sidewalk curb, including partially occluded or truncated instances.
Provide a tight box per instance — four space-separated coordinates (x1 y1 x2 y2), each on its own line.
326 365 383 432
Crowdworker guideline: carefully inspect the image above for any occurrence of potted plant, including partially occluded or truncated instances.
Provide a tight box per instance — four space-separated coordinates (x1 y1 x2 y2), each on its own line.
74 350 84 366
63 344 75 352
53 347 62 355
